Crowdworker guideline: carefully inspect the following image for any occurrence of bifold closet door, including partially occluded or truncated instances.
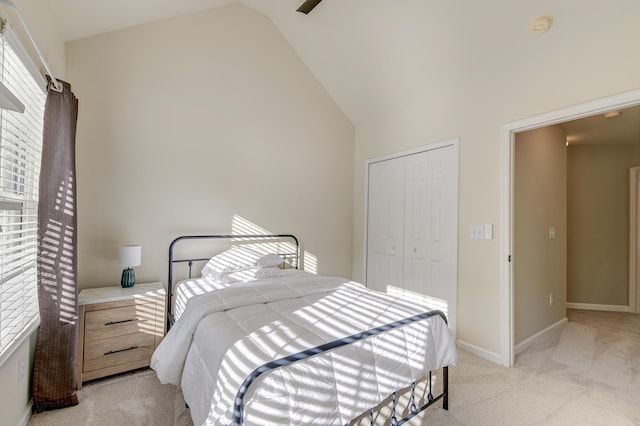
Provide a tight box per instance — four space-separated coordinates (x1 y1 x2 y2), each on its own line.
366 157 404 294
366 144 457 334
403 147 457 332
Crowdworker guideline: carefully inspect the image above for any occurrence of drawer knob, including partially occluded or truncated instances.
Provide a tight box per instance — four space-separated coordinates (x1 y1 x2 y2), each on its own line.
104 346 138 356
105 317 139 326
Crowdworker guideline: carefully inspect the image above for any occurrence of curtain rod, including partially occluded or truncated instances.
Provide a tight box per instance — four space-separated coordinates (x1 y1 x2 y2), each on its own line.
0 0 61 91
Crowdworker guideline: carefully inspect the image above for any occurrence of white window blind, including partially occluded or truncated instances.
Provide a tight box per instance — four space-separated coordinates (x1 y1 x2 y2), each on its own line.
0 25 46 361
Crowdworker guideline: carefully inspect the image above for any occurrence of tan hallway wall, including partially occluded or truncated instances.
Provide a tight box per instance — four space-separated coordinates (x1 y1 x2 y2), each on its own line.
568 144 640 306
514 126 567 344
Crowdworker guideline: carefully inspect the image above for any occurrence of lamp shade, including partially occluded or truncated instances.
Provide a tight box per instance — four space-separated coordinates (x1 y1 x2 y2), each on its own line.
119 245 141 268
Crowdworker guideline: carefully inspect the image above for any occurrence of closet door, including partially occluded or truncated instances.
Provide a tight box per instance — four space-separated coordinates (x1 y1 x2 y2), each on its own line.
403 150 430 296
403 146 457 333
366 141 458 335
366 158 404 293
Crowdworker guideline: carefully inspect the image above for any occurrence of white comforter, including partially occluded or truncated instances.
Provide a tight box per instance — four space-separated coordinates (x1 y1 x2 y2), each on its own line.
151 271 457 425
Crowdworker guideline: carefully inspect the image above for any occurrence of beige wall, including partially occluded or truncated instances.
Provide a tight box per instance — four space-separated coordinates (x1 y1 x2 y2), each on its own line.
351 9 640 356
66 4 354 288
0 1 66 424
567 144 640 306
514 126 567 344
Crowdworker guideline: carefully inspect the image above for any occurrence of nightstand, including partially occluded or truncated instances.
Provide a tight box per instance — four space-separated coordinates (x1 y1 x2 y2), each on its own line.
76 282 166 389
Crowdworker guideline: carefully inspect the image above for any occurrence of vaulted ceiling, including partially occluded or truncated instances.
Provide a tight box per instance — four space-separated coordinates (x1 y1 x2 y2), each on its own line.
44 0 640 142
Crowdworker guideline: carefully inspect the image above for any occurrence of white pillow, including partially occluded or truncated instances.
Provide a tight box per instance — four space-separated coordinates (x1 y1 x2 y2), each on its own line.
200 247 284 282
200 247 261 280
256 253 284 268
219 267 259 283
254 266 284 279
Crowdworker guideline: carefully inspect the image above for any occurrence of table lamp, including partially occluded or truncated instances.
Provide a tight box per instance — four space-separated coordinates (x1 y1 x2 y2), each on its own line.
119 245 141 288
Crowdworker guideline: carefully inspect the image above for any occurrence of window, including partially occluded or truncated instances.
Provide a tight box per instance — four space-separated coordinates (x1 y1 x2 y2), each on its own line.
0 23 46 362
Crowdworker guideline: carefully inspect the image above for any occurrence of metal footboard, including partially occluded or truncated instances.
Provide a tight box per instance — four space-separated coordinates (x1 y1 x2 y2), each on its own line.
232 310 450 426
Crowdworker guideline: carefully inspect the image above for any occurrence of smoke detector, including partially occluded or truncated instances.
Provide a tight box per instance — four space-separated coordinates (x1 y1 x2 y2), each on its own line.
531 15 553 34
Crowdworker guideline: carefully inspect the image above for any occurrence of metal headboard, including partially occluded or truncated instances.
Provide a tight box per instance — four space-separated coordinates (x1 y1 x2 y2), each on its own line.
167 234 299 330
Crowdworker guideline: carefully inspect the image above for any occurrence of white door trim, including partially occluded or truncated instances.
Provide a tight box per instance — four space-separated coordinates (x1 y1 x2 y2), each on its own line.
501 89 640 367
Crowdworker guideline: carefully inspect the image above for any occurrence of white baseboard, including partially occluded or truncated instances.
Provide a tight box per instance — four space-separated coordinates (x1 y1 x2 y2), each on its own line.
515 317 568 355
19 399 33 426
566 302 629 312
456 340 503 365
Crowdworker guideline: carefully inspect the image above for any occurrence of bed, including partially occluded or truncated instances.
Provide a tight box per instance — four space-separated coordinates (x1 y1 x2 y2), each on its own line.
151 234 457 425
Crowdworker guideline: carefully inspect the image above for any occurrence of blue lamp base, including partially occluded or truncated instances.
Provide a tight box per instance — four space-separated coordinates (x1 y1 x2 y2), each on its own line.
121 268 135 288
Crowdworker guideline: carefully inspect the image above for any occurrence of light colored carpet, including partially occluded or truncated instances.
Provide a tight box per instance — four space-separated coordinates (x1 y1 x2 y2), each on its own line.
28 368 192 426
29 309 640 425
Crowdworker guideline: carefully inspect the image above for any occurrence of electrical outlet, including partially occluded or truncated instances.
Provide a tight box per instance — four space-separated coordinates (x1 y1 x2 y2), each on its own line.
18 356 25 383
549 292 554 307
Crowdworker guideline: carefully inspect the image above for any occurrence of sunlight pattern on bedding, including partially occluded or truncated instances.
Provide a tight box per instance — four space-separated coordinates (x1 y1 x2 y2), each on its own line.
152 273 456 425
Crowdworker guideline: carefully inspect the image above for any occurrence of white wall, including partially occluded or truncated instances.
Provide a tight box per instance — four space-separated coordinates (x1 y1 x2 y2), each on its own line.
0 1 66 424
66 4 355 288
351 8 640 357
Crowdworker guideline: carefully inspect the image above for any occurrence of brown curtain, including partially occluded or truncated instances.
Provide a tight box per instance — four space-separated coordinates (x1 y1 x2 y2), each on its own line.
32 78 79 412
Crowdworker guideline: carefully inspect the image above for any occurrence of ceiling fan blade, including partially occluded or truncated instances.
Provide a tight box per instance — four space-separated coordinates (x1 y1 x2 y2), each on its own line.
297 0 323 14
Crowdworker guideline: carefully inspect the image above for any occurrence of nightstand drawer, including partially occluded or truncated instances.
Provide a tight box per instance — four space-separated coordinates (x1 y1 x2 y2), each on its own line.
83 332 156 372
84 303 155 341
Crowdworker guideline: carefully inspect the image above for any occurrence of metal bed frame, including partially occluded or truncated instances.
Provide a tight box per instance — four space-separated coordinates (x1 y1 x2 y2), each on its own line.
167 233 300 330
167 234 450 426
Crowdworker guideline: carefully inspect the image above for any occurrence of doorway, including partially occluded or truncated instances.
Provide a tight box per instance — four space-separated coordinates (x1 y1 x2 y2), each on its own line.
500 89 640 367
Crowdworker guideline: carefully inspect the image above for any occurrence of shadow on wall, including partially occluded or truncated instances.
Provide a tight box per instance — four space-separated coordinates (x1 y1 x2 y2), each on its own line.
231 214 318 274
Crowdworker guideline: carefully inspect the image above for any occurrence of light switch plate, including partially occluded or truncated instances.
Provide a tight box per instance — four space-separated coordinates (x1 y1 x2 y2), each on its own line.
484 224 493 240
469 226 484 240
